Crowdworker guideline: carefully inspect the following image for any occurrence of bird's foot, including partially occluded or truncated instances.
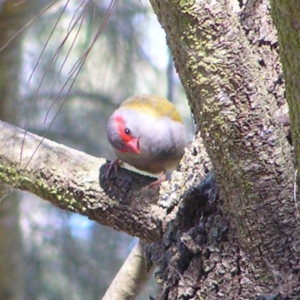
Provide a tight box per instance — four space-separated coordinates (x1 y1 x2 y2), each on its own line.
106 159 122 182
146 173 167 189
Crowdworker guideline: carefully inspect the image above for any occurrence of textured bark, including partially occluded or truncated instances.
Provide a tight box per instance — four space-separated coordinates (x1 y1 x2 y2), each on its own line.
270 1 300 186
147 0 299 299
0 121 162 242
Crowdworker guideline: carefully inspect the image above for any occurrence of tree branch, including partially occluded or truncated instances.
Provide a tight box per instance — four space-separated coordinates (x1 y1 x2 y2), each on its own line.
0 121 162 242
102 240 155 300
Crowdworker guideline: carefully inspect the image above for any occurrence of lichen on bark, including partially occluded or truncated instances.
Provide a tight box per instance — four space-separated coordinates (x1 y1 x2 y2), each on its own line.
148 0 299 298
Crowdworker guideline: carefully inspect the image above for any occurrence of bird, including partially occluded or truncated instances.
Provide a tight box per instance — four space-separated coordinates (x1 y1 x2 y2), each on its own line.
106 94 187 187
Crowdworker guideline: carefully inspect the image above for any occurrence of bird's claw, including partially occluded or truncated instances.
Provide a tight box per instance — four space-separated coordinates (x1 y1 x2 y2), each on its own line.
142 173 166 191
106 159 122 182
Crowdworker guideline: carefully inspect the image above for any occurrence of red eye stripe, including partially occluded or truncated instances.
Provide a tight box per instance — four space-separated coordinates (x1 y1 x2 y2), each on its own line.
114 115 132 142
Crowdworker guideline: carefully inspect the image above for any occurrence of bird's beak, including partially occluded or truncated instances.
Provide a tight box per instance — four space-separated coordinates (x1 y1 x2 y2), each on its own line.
126 138 140 154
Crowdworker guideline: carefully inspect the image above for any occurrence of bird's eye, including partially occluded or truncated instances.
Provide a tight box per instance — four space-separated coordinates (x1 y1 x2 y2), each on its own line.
124 128 130 135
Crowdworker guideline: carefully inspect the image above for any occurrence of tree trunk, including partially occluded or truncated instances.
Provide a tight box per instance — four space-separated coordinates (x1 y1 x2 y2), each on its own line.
270 0 300 186
147 0 299 299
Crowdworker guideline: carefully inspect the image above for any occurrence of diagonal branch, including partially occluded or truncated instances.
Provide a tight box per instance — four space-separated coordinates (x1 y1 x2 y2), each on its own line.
0 121 162 242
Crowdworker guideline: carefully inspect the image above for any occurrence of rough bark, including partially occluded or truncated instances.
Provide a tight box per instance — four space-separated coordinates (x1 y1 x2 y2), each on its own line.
0 121 162 242
147 0 299 299
270 0 300 186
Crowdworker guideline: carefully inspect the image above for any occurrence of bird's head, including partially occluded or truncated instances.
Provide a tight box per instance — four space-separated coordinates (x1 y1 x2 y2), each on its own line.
107 111 141 154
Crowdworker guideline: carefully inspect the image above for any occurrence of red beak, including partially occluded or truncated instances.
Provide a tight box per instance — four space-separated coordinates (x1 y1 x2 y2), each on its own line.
126 138 140 154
